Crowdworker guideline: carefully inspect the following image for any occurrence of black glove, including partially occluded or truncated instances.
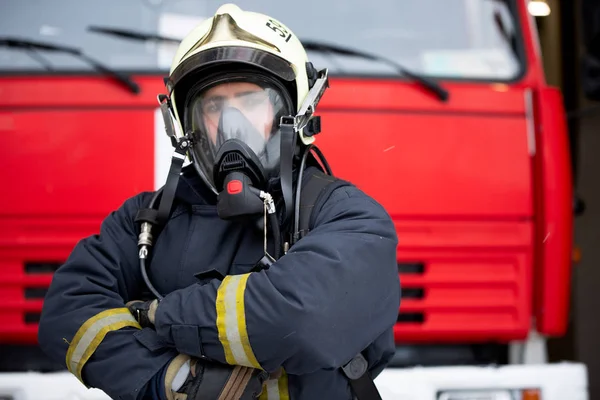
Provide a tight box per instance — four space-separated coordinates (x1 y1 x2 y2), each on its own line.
164 354 268 400
126 299 157 329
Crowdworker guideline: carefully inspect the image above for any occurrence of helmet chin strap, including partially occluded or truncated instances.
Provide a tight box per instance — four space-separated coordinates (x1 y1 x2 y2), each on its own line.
279 115 296 229
279 67 329 229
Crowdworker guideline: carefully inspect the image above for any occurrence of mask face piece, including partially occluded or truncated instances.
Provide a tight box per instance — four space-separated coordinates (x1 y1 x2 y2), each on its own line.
215 106 281 175
184 74 294 194
212 141 267 221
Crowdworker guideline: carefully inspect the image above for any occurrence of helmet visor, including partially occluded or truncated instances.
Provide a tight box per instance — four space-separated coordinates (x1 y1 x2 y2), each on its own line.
184 74 294 192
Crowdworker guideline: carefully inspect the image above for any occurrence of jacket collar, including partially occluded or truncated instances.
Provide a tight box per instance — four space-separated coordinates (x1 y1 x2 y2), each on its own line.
174 165 217 206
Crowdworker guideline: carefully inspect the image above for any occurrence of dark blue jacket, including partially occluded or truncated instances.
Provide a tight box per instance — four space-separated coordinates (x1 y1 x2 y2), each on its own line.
38 166 401 400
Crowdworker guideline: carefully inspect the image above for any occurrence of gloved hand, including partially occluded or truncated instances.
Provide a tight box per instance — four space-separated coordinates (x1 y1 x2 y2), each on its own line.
165 354 268 400
126 299 158 329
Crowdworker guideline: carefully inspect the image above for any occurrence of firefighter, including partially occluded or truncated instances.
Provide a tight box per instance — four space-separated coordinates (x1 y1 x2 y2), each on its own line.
38 4 401 400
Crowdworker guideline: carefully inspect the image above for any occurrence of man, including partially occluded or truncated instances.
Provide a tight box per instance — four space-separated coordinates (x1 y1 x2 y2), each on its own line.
38 4 401 400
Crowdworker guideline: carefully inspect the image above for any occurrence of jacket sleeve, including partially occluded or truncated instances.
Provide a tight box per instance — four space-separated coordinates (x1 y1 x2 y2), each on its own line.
154 185 401 375
38 193 178 400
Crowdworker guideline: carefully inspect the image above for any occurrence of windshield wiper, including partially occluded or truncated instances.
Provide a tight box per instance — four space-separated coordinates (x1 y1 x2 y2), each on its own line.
0 37 140 94
88 25 181 44
85 26 448 101
493 9 519 59
302 40 449 102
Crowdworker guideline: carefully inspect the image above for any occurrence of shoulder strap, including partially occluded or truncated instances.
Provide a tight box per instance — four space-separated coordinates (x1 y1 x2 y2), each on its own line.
296 169 349 242
297 170 383 400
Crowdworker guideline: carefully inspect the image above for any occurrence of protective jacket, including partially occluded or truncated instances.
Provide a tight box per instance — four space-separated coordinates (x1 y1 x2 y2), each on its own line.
38 166 401 400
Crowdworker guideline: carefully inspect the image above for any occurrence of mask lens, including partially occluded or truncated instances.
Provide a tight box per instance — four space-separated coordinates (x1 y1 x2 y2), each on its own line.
185 77 293 191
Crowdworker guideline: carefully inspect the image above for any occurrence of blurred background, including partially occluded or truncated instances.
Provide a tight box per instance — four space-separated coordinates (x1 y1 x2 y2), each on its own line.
1 1 600 399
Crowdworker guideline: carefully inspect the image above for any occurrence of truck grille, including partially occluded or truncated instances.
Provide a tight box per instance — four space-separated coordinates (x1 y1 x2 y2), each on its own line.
0 215 100 344
395 254 531 343
393 220 533 343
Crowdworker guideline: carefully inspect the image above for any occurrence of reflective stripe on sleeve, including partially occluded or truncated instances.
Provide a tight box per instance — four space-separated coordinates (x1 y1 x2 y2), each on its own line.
65 308 141 382
216 273 261 369
259 369 290 400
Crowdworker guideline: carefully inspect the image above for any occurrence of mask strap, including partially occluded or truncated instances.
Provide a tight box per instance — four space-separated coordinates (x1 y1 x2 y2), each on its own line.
278 68 328 230
279 116 296 228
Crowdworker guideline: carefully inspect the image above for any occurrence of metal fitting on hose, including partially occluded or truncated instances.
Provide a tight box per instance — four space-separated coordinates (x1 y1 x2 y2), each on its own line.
259 191 276 214
138 222 153 248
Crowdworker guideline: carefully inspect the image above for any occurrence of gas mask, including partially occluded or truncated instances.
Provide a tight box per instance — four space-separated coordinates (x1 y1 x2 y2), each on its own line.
183 72 294 221
212 108 273 220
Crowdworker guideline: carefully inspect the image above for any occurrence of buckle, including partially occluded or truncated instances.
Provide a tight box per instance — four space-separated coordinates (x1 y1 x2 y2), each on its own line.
342 353 368 381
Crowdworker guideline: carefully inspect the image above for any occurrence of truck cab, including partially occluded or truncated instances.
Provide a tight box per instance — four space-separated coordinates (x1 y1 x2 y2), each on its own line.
0 1 584 399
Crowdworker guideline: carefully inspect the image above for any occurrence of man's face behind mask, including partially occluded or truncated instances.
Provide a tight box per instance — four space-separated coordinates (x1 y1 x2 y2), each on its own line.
200 82 274 145
185 76 294 192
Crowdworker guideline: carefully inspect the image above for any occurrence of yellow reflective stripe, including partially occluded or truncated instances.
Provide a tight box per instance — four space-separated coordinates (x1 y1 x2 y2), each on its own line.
235 274 259 367
66 308 130 373
259 387 267 400
216 276 235 364
75 320 140 380
259 369 289 400
278 370 290 400
216 274 261 369
65 308 141 382
266 378 279 399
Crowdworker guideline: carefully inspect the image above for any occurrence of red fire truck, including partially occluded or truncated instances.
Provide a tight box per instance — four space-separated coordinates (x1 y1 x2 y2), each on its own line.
0 1 587 399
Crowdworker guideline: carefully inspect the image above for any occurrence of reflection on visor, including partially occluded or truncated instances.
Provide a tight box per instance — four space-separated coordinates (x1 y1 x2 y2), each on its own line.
185 78 293 191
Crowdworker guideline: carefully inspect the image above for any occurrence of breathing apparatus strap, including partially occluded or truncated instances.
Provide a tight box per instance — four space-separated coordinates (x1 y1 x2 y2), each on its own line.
294 168 346 243
150 95 189 226
135 96 188 229
134 136 189 249
279 116 296 228
156 138 189 226
135 135 188 232
292 169 382 400
133 135 189 301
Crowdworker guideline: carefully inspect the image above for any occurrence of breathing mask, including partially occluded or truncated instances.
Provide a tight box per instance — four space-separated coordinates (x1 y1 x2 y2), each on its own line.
183 72 294 221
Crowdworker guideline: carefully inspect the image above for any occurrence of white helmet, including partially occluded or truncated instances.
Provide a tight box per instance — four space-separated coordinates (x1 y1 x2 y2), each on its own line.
163 3 326 194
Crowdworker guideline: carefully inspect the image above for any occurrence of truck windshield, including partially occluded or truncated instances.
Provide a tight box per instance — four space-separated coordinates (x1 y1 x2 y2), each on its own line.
1 0 523 81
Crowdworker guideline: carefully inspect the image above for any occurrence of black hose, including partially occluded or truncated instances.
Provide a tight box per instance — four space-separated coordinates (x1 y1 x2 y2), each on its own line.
310 145 333 175
140 258 163 300
148 188 162 209
293 145 313 243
